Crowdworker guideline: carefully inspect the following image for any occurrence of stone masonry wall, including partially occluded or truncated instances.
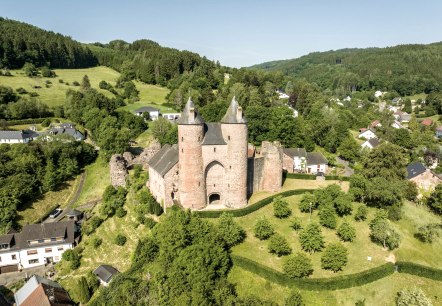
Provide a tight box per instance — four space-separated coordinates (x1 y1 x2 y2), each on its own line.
259 141 283 192
109 154 128 187
283 153 294 173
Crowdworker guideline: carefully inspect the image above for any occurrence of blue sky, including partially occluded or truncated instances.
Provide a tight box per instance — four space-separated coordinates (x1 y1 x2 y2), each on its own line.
2 0 442 67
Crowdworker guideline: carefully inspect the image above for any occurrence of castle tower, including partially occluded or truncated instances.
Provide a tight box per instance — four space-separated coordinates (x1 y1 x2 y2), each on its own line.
221 97 248 208
177 98 207 209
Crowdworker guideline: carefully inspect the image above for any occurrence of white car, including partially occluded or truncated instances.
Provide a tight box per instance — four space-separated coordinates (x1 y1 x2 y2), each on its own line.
49 208 62 218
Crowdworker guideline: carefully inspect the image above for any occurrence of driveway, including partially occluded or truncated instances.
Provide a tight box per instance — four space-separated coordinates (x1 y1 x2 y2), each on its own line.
0 265 54 287
335 157 354 177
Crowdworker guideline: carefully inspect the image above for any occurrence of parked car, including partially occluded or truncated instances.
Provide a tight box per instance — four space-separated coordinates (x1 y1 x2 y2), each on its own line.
49 208 63 218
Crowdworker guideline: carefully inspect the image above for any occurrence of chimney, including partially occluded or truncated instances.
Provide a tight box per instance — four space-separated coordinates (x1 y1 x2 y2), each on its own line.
236 106 243 122
189 107 195 122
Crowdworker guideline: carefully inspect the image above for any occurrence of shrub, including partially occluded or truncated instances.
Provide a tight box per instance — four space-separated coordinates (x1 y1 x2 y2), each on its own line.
290 217 303 231
72 81 80 86
58 79 64 83
86 270 100 294
370 216 401 250
254 218 274 240
396 287 433 306
268 233 292 256
334 194 353 216
283 252 313 278
299 223 324 253
16 87 27 94
144 217 157 229
299 193 317 213
321 243 348 272
217 213 245 247
318 204 337 229
115 207 127 218
83 216 103 235
115 234 127 246
387 202 403 221
284 289 305 306
337 220 356 242
273 196 291 218
41 118 51 127
91 237 102 249
415 224 439 243
354 205 368 221
76 276 90 304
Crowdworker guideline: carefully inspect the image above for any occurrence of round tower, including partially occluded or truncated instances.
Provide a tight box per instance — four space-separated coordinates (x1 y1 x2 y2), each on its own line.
221 97 248 208
177 98 207 209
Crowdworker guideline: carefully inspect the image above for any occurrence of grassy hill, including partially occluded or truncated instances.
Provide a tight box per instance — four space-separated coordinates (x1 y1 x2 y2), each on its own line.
251 42 442 95
0 66 171 108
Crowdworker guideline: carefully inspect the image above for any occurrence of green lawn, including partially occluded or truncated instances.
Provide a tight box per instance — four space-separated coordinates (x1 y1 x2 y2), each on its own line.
229 266 441 306
118 82 173 114
73 156 110 207
405 93 427 102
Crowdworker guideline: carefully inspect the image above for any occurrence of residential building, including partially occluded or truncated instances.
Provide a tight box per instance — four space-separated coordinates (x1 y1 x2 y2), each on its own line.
407 162 441 193
133 106 160 120
14 275 73 306
436 126 442 138
283 148 307 173
41 127 85 141
306 152 328 174
276 90 289 99
392 97 402 105
374 90 383 98
0 130 39 144
0 221 76 272
391 120 404 129
94 265 119 287
358 128 377 140
162 113 181 122
421 118 433 127
361 138 380 150
370 120 382 129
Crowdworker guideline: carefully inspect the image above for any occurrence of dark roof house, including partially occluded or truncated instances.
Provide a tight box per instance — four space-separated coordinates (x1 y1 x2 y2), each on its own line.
283 148 307 159
94 265 119 286
147 144 179 177
306 152 328 165
406 162 427 179
0 130 39 141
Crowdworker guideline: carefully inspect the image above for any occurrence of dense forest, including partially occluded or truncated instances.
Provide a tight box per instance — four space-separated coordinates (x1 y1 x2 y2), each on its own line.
0 18 97 69
252 43 442 96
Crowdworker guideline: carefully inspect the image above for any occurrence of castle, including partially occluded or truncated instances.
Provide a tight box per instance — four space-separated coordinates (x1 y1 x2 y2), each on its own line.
148 97 283 210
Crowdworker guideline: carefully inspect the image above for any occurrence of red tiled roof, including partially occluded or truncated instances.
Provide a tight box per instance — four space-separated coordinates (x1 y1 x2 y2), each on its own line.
421 118 433 126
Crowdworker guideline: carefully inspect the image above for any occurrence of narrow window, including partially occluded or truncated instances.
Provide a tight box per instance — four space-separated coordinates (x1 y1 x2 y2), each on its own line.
229 166 232 169
181 148 184 153
228 136 231 140
198 182 201 187
214 147 216 152
213 184 216 187
181 137 184 141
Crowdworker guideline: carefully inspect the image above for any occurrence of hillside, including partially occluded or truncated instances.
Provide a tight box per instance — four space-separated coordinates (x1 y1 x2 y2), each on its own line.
252 43 442 95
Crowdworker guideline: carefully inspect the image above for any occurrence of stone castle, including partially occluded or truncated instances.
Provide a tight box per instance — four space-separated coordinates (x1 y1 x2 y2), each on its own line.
148 97 283 210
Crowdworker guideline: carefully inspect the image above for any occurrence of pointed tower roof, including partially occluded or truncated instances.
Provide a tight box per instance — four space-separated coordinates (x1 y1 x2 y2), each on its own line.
177 97 205 125
221 97 247 124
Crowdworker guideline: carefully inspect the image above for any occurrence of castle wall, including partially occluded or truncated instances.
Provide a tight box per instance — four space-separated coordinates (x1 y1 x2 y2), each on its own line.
221 124 248 208
252 141 283 193
202 145 227 204
163 163 179 208
148 167 165 205
283 153 294 173
178 125 206 209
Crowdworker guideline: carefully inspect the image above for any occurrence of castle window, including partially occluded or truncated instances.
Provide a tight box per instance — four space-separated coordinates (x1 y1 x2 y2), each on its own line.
213 184 216 187
198 136 201 141
229 166 232 169
181 148 184 153
214 147 216 152
198 182 201 187
228 136 231 140
181 137 184 141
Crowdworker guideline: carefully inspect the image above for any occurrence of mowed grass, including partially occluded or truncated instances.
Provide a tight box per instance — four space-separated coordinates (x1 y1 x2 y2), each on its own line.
74 157 110 206
229 266 442 306
232 193 389 278
118 81 173 113
16 175 81 226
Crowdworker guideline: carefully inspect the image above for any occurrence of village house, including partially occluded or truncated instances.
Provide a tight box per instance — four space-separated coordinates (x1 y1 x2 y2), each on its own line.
133 106 160 120
14 275 73 306
421 118 433 127
94 265 119 287
276 90 289 99
0 221 77 273
370 120 382 129
358 128 377 140
392 97 402 105
41 126 85 142
407 162 441 193
361 138 380 150
0 130 39 144
162 112 181 122
283 148 328 174
305 152 328 174
374 90 383 98
391 120 404 129
435 126 442 138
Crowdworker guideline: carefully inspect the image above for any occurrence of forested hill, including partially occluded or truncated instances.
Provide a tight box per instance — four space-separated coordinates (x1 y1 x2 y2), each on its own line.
251 43 442 95
0 17 97 69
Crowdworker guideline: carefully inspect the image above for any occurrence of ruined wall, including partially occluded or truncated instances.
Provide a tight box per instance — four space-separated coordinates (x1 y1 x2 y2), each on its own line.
109 154 128 187
283 153 294 173
252 141 283 193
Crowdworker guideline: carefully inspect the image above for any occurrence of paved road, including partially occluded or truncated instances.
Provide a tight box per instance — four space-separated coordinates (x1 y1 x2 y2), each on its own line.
0 265 54 287
44 171 87 223
335 157 354 177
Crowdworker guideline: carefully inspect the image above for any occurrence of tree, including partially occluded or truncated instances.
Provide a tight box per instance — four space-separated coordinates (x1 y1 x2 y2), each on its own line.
282 252 313 278
41 66 55 78
285 290 305 306
361 143 408 180
290 217 303 231
268 233 292 256
427 184 442 214
0 191 18 234
76 276 91 304
150 117 178 145
337 220 356 242
22 62 37 77
273 196 292 218
338 133 360 163
370 215 401 249
318 204 337 229
415 224 439 243
299 223 324 253
115 234 127 246
81 74 91 89
254 218 274 240
402 99 412 113
299 193 317 214
321 243 348 272
334 194 353 216
217 213 245 247
396 287 433 306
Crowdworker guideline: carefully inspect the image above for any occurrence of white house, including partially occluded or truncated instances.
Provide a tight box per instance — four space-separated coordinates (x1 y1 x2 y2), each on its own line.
283 148 307 173
0 130 39 144
358 128 377 140
391 120 404 129
306 152 328 174
134 106 160 120
162 113 181 122
374 90 383 98
40 127 85 142
276 90 289 99
287 105 299 118
0 221 76 272
344 96 351 102
361 138 380 150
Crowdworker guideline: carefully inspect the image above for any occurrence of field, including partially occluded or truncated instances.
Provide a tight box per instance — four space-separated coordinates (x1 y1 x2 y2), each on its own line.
0 66 171 110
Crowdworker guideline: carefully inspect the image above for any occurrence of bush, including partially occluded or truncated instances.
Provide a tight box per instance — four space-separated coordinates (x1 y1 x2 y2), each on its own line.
337 220 356 242
254 218 274 240
387 202 403 221
321 243 348 272
72 81 80 86
144 217 157 229
217 213 245 247
41 66 56 78
334 194 353 216
268 233 292 256
91 237 102 249
273 196 292 218
370 216 401 250
58 79 64 83
115 207 127 218
83 216 103 235
76 276 91 304
16 87 27 94
115 234 127 246
285 289 305 306
318 204 337 229
415 224 439 243
283 252 313 278
41 118 51 127
396 287 433 306
396 261 442 281
354 205 368 221
299 193 317 213
299 223 324 253
286 173 316 180
290 217 303 231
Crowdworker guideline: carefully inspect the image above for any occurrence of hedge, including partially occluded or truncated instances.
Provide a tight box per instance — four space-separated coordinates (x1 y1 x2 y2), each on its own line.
3 117 54 126
325 175 350 181
396 261 442 281
232 255 395 290
285 173 317 180
193 189 314 218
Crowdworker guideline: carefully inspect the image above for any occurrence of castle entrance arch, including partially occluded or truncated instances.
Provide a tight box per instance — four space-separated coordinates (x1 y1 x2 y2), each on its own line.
205 161 225 205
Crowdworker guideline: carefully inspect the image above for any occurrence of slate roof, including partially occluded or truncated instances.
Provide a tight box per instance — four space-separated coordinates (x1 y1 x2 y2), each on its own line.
202 123 226 145
15 275 72 306
283 148 307 159
94 265 119 284
407 162 427 179
306 152 328 166
134 106 160 113
43 128 84 141
148 144 179 177
18 221 75 248
421 118 433 126
0 234 14 246
177 98 205 125
221 97 246 124
0 130 39 140
367 138 380 148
